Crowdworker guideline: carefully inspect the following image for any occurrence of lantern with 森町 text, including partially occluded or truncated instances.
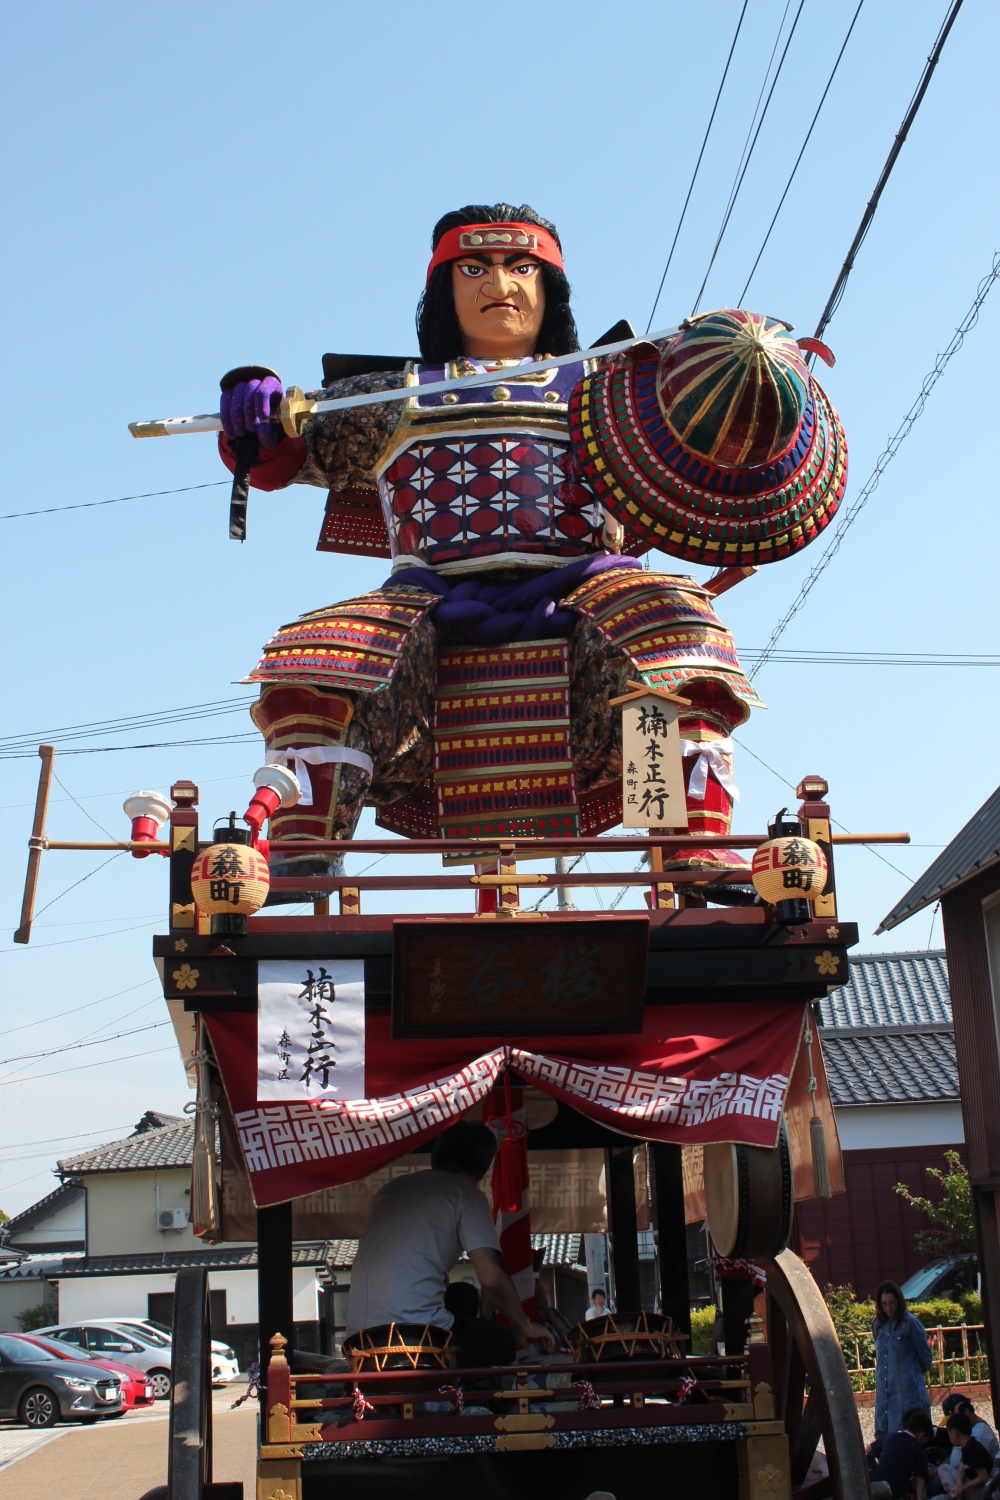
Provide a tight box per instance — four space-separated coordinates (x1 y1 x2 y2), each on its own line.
190 820 270 933
751 833 828 905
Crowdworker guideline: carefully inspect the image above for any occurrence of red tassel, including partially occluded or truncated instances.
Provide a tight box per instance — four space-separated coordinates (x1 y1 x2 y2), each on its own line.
497 1133 520 1214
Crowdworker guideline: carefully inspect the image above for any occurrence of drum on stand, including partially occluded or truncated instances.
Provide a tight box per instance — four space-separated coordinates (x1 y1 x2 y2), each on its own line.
342 1322 455 1373
569 1310 686 1364
703 1118 794 1259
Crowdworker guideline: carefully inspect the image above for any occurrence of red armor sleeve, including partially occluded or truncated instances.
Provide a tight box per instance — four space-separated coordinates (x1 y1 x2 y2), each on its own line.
217 433 308 491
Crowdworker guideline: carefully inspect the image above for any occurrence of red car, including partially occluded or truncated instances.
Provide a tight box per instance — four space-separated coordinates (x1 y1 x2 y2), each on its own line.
14 1334 154 1413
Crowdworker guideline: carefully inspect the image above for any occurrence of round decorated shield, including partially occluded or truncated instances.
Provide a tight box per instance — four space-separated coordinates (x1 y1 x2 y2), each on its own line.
569 308 847 568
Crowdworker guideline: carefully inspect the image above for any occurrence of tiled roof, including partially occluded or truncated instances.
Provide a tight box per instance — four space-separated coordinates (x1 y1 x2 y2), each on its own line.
878 785 1000 932
0 1254 84 1281
55 1242 338 1278
815 950 959 1107
5 1181 83 1233
57 1117 212 1176
817 951 951 1029
531 1233 582 1267
822 1031 959 1107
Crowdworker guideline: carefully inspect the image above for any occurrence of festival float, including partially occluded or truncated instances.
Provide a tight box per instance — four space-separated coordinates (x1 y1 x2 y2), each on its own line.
16 204 909 1500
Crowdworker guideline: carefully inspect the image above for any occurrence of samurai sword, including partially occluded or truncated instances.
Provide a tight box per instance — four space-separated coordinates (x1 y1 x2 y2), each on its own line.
127 325 679 441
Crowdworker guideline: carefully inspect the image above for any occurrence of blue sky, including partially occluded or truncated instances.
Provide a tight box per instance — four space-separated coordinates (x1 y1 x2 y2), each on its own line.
1 0 997 1216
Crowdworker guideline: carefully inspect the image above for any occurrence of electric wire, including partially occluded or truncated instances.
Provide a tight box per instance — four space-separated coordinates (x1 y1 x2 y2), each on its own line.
52 770 116 841
0 979 156 1036
809 0 966 352
0 1044 177 1088
0 696 255 753
645 0 749 333
738 0 865 304
690 0 807 315
0 1020 170 1071
28 851 124 924
748 252 1000 677
0 1126 135 1155
0 480 229 523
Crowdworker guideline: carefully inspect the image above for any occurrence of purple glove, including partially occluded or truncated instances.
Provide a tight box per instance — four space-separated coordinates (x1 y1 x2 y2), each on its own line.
220 375 284 449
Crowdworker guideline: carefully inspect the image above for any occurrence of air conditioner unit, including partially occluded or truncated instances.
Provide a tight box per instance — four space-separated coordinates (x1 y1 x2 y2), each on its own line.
158 1207 188 1231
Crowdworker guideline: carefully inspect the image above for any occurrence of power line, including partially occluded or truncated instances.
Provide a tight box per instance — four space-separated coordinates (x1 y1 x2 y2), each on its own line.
748 252 1000 676
0 733 258 761
0 920 160 956
810 0 965 350
0 479 228 523
0 1126 134 1154
0 696 254 753
0 1020 170 1072
0 1044 177 1087
645 0 749 333
739 0 865 304
691 0 807 316
0 979 156 1036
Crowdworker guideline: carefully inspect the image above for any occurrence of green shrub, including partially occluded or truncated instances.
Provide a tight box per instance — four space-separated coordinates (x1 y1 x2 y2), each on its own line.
15 1302 56 1332
961 1291 983 1323
689 1305 716 1354
909 1298 966 1328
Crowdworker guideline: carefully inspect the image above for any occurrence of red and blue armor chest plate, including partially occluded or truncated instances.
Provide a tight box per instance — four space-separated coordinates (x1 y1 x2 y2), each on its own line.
376 358 604 572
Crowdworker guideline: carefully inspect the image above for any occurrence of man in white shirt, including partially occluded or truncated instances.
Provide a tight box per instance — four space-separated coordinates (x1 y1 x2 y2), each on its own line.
345 1120 554 1365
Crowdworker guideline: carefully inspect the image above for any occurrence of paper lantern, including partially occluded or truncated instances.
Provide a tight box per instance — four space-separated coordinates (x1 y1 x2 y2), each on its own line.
751 836 827 905
191 837 270 918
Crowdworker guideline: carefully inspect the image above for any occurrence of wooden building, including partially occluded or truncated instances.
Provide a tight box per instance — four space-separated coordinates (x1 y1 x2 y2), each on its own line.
878 786 1000 1414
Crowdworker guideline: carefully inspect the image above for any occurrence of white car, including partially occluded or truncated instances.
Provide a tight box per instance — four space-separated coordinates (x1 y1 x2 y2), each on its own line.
37 1320 239 1397
111 1319 240 1386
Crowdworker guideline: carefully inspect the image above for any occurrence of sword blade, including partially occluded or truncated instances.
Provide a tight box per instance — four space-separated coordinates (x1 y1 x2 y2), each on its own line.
128 327 676 438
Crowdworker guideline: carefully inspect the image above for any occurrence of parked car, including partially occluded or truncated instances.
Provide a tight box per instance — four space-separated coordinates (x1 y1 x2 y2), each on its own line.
36 1321 174 1399
900 1256 978 1303
111 1318 240 1386
14 1333 154 1412
0 1334 124 1428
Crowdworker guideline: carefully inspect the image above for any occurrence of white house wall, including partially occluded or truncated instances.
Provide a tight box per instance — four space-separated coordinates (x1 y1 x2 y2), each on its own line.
55 1267 322 1328
835 1101 964 1151
9 1194 85 1250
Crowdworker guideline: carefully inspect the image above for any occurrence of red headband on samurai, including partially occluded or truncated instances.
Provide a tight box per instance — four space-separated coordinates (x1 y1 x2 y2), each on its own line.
426 223 565 283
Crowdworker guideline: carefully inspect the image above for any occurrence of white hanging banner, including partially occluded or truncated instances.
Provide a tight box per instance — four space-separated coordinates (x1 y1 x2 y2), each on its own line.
257 959 366 1103
621 694 688 829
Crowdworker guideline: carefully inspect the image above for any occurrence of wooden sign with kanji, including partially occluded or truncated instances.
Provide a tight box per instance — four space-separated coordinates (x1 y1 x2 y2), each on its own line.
620 692 688 830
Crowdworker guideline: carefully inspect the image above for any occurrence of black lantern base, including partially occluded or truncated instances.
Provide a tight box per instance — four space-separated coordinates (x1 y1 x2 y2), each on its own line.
210 913 248 937
774 897 811 924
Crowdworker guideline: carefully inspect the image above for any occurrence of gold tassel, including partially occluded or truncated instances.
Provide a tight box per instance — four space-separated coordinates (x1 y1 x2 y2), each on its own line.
804 1013 833 1200
189 1023 220 1240
810 1111 832 1200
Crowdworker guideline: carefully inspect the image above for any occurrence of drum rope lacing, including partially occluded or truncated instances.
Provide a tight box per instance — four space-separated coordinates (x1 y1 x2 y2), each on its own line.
439 1383 464 1415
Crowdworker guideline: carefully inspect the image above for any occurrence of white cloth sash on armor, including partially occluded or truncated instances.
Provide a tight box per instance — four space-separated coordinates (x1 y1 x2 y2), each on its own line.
265 746 374 807
681 737 740 803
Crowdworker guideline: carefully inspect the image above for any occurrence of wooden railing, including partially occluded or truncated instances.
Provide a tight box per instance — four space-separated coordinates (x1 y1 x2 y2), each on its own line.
843 1324 989 1393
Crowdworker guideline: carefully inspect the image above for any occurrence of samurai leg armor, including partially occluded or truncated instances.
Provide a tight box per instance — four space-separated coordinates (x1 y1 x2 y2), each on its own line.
250 684 371 883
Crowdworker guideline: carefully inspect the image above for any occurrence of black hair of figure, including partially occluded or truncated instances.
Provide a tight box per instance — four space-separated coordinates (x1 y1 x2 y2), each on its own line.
430 1119 498 1179
416 203 580 362
874 1280 908 1326
946 1410 974 1438
903 1410 934 1437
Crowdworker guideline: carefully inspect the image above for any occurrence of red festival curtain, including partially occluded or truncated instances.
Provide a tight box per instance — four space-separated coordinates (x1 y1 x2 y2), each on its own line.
205 1000 809 1210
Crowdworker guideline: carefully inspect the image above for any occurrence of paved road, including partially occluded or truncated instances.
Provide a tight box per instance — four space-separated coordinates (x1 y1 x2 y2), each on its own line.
0 1390 258 1499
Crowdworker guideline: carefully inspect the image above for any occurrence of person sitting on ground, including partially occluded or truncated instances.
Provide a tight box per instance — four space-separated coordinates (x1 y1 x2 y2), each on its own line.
344 1120 554 1366
942 1395 1000 1463
869 1408 935 1500
935 1411 992 1499
586 1288 610 1321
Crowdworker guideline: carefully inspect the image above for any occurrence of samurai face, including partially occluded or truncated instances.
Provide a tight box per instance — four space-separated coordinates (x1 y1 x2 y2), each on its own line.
451 250 546 361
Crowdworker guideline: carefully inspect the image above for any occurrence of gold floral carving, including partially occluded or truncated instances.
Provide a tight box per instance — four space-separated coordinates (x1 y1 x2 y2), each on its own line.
815 950 840 976
172 963 199 990
755 1463 784 1493
173 938 188 952
825 926 840 939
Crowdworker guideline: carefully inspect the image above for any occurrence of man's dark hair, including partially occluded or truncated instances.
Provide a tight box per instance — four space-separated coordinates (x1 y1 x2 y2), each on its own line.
874 1280 908 1325
946 1410 973 1437
590 1288 605 1301
430 1119 498 1178
903 1410 934 1437
416 202 580 362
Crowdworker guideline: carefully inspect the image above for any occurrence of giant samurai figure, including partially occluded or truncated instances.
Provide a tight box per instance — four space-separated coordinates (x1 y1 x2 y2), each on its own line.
218 203 846 883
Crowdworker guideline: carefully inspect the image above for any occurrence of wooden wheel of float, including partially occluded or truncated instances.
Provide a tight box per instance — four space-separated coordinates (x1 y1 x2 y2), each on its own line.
763 1249 871 1500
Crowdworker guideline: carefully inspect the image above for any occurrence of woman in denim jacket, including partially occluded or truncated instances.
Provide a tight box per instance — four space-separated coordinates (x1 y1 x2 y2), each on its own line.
873 1279 934 1437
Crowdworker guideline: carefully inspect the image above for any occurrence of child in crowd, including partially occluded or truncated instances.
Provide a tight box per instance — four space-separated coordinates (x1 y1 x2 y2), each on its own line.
869 1408 935 1500
934 1411 992 1498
